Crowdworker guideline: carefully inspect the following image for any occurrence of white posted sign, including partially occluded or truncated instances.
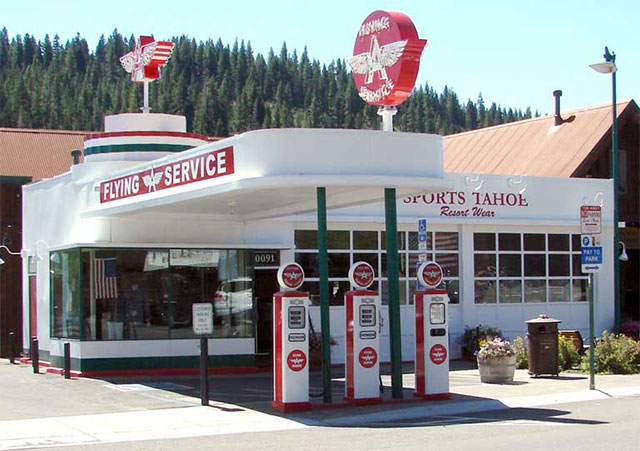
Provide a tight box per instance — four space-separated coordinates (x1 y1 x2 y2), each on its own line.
580 205 601 235
192 303 213 335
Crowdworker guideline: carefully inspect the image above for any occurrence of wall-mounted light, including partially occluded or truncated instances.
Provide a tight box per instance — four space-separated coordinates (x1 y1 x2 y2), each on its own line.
464 173 484 192
507 175 527 195
619 241 629 262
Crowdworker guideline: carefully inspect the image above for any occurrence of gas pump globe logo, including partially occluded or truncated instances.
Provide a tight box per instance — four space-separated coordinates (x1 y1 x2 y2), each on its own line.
348 10 427 106
349 261 375 289
277 263 305 290
418 261 443 288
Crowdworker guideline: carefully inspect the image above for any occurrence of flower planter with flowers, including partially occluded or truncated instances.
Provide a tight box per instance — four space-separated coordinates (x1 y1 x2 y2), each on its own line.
476 337 517 383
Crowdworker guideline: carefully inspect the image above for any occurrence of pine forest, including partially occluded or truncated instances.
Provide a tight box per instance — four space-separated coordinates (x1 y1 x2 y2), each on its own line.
0 29 534 136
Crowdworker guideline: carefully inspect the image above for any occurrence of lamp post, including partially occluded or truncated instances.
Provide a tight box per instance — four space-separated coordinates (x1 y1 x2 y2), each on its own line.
589 47 621 333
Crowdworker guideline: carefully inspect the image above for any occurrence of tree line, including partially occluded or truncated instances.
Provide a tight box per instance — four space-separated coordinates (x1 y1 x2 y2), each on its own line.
0 29 534 136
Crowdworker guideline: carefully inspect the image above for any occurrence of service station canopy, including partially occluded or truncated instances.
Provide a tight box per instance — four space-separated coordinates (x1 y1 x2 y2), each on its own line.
82 128 449 221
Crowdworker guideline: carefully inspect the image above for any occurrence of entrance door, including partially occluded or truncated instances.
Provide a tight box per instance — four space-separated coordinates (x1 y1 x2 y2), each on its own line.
29 275 37 340
254 269 279 366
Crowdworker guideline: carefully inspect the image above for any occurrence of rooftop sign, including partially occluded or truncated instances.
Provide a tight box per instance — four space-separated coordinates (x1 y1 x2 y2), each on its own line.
120 35 175 82
348 10 426 106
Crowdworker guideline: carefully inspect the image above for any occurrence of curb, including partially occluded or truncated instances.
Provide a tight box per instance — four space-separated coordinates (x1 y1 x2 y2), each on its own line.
317 385 640 426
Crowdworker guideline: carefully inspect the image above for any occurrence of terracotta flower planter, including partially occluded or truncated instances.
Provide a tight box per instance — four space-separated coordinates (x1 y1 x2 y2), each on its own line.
477 355 516 383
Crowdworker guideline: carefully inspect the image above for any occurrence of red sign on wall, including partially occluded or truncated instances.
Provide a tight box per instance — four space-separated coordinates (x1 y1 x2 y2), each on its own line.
287 350 307 372
100 146 235 203
429 344 447 365
348 10 427 106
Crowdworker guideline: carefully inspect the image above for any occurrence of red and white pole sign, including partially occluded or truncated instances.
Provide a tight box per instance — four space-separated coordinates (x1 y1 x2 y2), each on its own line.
345 262 381 404
580 205 602 235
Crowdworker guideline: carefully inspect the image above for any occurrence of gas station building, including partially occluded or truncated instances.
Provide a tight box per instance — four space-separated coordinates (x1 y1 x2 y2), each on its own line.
19 109 617 374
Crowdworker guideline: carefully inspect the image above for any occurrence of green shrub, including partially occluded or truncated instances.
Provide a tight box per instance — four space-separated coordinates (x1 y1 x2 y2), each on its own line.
579 331 640 374
458 325 503 356
558 335 580 370
513 336 528 369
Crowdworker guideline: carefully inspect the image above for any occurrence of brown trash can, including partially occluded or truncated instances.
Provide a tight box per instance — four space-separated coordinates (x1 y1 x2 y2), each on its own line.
526 314 561 377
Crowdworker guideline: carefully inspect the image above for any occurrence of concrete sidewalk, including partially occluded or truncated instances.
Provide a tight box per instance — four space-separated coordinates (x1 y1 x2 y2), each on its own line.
1 359 639 449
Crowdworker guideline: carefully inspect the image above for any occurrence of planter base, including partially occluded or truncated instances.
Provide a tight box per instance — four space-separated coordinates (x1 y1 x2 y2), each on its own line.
478 356 516 383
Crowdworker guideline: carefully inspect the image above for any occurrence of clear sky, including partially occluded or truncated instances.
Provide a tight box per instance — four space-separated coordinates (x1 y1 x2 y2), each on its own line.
3 0 638 115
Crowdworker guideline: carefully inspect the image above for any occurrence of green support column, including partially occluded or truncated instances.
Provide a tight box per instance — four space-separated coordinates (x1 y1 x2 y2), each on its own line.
385 188 403 399
317 187 332 403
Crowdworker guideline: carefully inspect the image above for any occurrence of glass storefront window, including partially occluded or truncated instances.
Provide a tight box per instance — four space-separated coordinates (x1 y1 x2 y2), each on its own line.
295 229 460 305
474 233 495 251
572 279 588 302
435 232 459 250
524 254 546 277
474 253 496 277
549 254 570 277
408 231 432 251
525 280 546 303
475 280 497 304
51 250 81 339
549 279 570 302
524 233 545 251
295 230 318 249
474 232 586 304
328 231 350 249
75 248 254 341
499 280 522 303
353 231 378 250
499 233 521 251
548 234 569 251
499 254 521 277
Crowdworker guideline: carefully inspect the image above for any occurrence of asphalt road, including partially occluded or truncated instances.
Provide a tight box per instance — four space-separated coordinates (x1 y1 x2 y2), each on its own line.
54 395 640 451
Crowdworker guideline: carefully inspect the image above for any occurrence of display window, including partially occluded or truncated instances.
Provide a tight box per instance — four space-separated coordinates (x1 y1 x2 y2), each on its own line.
473 232 587 304
51 247 254 340
294 229 460 305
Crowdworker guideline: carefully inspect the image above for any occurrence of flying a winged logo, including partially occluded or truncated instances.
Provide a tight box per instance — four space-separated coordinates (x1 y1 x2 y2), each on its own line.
348 36 408 84
142 167 163 192
119 36 175 82
349 10 426 106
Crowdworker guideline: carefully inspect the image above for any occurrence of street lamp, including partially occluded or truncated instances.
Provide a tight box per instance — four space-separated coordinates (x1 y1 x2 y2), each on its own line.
589 46 621 333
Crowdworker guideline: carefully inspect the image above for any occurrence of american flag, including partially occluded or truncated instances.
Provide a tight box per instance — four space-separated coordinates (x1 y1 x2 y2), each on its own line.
92 258 118 299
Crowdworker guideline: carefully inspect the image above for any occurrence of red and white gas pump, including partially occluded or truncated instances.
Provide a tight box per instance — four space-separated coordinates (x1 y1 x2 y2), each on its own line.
272 262 311 412
414 261 450 400
345 261 381 404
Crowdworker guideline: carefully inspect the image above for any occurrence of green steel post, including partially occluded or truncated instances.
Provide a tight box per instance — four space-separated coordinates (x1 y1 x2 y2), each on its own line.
385 188 403 399
317 187 332 403
589 273 595 390
611 69 621 333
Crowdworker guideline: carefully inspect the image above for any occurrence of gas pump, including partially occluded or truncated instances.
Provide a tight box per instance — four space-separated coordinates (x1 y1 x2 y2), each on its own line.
272 262 311 412
345 261 381 404
414 261 450 399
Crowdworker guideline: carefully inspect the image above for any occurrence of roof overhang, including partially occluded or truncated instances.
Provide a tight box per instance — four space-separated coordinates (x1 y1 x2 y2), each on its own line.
82 174 451 220
81 128 448 221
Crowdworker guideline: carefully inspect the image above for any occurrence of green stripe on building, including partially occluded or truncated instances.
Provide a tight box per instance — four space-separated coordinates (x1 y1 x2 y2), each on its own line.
84 143 196 156
49 353 256 372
